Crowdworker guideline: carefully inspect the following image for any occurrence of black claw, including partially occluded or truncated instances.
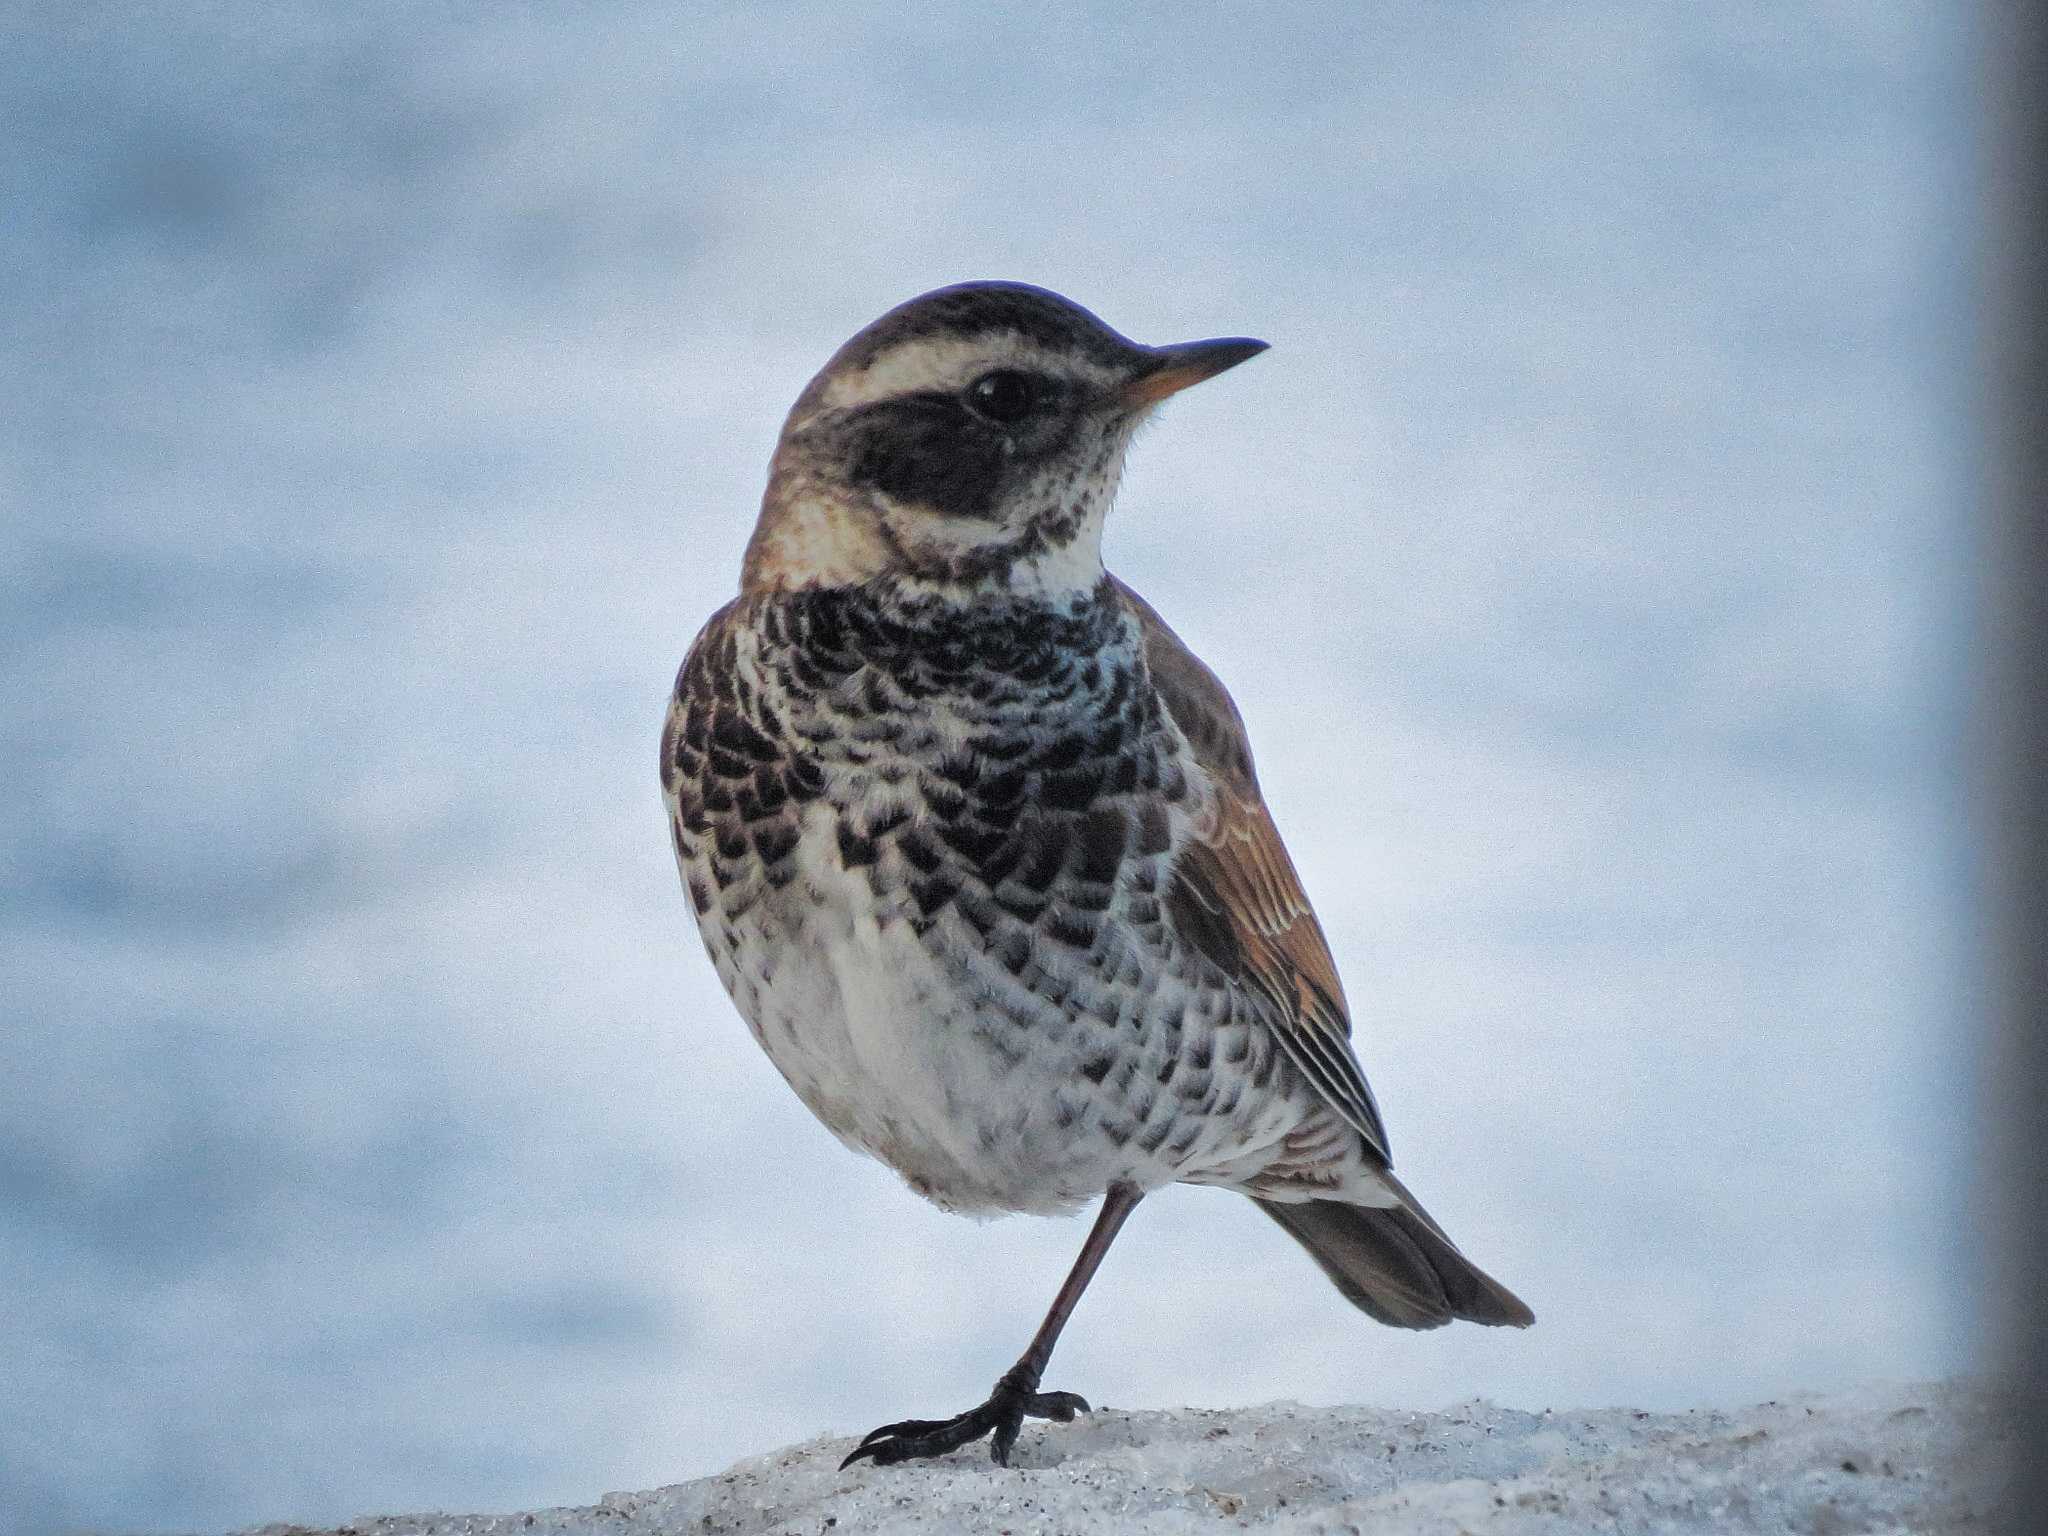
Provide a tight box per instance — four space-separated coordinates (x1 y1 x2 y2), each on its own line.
1032 1390 1089 1421
839 1381 1090 1470
989 1417 1019 1467
853 1417 946 1453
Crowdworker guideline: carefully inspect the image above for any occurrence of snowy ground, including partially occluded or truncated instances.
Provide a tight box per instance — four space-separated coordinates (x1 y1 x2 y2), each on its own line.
238 1381 1999 1535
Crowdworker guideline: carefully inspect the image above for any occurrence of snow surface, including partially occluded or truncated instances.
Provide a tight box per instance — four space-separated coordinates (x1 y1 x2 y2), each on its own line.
238 1381 1999 1535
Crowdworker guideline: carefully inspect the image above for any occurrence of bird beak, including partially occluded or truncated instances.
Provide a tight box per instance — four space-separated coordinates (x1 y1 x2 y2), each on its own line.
1118 337 1270 410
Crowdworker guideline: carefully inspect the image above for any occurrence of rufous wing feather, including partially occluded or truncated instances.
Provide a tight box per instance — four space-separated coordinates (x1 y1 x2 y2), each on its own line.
1116 580 1391 1163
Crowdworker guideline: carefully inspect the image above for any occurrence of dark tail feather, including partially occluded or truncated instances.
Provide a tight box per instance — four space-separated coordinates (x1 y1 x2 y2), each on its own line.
1255 1186 1534 1330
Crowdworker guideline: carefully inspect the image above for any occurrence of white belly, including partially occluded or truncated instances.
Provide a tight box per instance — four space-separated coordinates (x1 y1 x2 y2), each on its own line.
707 805 1135 1215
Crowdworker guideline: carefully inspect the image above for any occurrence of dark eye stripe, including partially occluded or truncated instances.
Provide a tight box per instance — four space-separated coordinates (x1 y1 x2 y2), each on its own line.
839 372 1079 520
845 393 1008 519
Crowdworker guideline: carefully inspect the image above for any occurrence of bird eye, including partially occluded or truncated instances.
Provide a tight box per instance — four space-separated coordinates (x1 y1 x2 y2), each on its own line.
965 369 1042 424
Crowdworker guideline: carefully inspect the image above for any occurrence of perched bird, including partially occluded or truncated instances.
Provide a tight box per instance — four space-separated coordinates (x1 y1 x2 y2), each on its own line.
662 281 1531 1470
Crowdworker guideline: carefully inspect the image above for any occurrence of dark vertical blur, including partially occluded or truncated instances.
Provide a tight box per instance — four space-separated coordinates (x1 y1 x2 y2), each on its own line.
1986 0 2047 1526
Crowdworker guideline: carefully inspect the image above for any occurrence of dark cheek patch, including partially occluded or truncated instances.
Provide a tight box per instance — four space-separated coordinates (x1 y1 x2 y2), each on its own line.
844 393 1079 523
848 397 1009 520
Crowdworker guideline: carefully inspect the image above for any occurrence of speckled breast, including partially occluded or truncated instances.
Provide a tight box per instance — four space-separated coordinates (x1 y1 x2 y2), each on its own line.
661 579 1281 1213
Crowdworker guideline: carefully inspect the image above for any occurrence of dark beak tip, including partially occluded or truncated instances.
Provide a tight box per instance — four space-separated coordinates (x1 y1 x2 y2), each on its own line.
1122 334 1271 407
1171 336 1269 370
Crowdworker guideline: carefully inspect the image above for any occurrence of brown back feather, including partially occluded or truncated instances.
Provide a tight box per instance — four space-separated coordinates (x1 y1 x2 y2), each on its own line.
1115 579 1392 1163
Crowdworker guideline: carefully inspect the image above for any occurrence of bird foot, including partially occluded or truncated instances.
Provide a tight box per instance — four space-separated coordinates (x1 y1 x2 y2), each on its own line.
840 1366 1089 1469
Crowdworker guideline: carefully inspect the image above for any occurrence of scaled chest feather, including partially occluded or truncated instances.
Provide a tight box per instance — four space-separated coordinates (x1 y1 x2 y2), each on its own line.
663 580 1193 947
659 579 1220 1210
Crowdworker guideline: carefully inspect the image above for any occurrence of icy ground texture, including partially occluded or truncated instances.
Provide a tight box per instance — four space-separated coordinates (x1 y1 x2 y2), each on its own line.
247 1381 1999 1535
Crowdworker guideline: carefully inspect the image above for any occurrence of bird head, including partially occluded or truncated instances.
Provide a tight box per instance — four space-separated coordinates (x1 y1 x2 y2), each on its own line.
740 282 1266 598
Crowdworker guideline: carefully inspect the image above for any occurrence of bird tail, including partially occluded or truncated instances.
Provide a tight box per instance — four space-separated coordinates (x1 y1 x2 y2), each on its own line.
1254 1177 1533 1330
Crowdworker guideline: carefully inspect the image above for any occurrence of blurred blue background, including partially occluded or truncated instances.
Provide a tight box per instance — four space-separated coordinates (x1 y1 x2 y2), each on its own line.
2 4 1975 1532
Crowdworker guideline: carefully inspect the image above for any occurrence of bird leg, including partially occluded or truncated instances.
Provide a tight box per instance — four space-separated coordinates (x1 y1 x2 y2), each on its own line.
840 1182 1143 1469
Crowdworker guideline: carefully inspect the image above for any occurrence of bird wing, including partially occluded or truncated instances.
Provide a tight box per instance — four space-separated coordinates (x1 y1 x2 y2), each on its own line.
1115 578 1393 1165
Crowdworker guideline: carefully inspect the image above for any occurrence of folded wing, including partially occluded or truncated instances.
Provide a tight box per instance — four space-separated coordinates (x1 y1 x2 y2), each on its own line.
1116 579 1391 1165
